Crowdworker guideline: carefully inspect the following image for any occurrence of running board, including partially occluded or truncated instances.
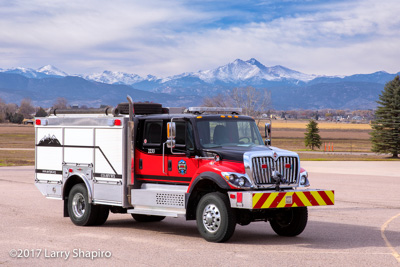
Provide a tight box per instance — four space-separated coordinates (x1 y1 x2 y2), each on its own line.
127 207 184 217
130 183 187 217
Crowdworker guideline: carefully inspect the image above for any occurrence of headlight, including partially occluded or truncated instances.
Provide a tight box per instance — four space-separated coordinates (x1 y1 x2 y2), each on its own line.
238 177 246 187
299 169 310 187
222 172 252 188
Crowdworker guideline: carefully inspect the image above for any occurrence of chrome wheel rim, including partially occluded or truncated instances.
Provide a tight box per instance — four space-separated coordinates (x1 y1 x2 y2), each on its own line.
202 204 221 233
72 193 86 218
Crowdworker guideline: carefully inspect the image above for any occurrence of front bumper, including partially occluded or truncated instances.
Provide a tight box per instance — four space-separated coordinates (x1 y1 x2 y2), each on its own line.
228 189 334 209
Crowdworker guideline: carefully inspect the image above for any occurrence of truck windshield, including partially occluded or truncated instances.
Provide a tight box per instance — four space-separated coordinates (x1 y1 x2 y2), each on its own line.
197 119 264 148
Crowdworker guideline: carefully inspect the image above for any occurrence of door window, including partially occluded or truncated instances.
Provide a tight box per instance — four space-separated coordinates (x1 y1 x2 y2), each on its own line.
174 121 194 151
143 120 162 145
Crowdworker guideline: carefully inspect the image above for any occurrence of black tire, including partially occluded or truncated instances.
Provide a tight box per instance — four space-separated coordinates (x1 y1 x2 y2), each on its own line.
94 205 109 226
68 184 98 226
196 192 236 243
270 207 308 236
131 214 166 222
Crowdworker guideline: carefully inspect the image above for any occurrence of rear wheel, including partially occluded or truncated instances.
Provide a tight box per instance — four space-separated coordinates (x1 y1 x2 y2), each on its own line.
94 205 109 226
196 192 236 243
68 184 98 226
270 207 308 236
131 214 166 222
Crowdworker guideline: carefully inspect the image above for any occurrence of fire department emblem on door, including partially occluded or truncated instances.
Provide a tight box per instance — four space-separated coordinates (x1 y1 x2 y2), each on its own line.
178 160 187 175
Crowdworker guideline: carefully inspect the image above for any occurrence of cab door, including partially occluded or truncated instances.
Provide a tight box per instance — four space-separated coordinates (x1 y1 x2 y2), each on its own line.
166 120 198 185
134 119 165 183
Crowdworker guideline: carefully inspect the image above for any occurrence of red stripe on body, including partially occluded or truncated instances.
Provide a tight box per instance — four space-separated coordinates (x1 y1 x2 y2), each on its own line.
303 191 318 206
318 191 334 205
253 193 270 209
269 193 286 208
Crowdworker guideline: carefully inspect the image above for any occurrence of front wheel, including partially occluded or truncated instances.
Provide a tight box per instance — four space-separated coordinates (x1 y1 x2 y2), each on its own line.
196 192 236 243
270 207 308 236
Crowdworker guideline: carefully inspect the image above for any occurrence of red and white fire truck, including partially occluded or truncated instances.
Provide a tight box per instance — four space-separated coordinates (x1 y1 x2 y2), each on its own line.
35 96 334 242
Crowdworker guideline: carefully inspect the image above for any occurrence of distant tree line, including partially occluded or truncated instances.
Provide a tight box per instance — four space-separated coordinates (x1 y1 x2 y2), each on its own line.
203 86 271 118
273 109 375 121
0 97 69 124
202 87 376 122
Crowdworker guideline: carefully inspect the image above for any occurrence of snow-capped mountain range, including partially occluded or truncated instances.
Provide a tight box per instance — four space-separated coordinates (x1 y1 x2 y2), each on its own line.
2 58 396 90
0 65 68 79
0 59 320 86
191 58 318 83
1 58 399 110
82 58 319 85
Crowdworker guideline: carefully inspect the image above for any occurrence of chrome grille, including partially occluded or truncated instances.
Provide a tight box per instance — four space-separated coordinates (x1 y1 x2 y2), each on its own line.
251 156 299 185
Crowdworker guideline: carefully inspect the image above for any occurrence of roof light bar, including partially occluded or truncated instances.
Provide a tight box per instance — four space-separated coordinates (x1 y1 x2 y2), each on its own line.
186 107 242 114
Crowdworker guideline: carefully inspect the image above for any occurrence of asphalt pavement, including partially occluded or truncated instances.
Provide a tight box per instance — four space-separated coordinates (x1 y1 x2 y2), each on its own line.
0 162 399 266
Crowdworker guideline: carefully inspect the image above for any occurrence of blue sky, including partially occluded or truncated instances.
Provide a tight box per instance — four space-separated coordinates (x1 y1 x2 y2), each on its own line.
0 0 399 77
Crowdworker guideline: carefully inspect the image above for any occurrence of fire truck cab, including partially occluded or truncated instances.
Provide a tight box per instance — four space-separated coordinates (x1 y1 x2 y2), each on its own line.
35 97 334 242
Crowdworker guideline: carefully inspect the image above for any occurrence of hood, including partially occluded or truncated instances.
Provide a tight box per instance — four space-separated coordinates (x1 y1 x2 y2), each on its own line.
206 145 296 162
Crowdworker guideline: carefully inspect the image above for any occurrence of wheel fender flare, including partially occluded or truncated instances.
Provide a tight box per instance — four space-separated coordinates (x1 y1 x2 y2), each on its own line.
63 174 93 204
185 172 230 220
189 171 230 194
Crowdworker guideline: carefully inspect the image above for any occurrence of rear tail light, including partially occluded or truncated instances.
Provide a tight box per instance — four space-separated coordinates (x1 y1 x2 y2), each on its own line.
35 119 48 126
108 119 122 126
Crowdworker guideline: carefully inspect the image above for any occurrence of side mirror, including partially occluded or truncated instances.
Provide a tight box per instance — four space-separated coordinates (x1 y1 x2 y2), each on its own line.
265 122 271 146
167 122 176 149
166 139 176 148
167 122 176 139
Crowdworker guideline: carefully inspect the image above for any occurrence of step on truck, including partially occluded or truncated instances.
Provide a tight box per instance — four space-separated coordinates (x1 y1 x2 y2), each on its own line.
35 96 334 242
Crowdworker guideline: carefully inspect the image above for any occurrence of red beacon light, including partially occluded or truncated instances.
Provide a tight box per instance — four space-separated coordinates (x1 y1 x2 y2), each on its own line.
108 119 122 126
35 119 48 126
